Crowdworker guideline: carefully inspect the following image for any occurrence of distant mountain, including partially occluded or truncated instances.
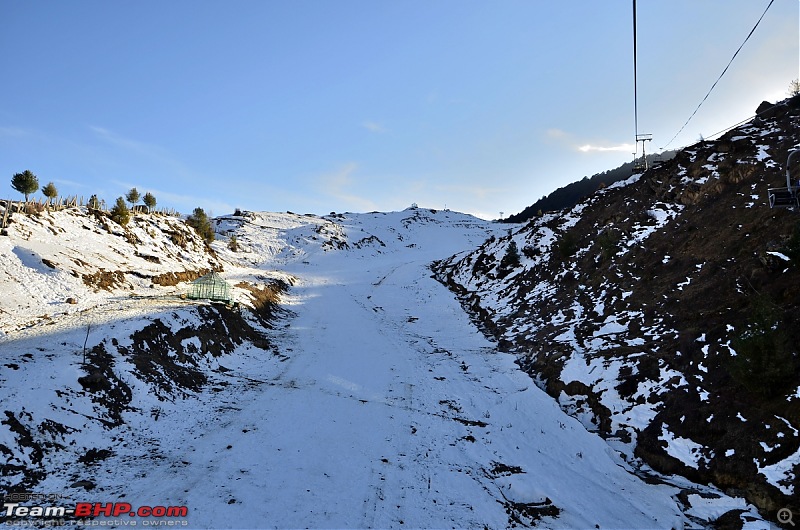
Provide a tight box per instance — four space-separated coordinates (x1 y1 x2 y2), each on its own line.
506 151 677 223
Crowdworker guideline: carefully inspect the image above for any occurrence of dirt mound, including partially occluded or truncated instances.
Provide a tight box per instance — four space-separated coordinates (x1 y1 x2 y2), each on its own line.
151 267 214 287
236 278 292 326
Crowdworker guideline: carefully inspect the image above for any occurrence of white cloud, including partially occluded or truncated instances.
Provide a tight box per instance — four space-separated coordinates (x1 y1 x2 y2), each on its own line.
89 126 172 159
52 178 91 190
88 125 213 186
545 127 634 155
578 143 635 153
316 162 379 212
0 126 36 138
434 183 509 200
362 121 388 134
546 128 569 139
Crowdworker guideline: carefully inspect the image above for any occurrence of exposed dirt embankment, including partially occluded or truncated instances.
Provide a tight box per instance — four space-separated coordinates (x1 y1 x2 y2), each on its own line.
435 96 800 518
114 304 275 398
1 298 286 495
1 205 302 496
236 277 293 326
152 268 216 287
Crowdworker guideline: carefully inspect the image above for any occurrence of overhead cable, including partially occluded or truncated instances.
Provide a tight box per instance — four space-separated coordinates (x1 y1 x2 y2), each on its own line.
632 0 639 145
663 0 775 149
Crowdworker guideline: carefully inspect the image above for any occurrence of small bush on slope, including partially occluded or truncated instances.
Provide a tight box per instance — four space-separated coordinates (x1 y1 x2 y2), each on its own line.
728 295 796 397
110 197 130 227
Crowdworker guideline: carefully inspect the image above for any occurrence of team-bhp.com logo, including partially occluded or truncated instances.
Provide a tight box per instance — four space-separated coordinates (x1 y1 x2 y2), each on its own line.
2 493 188 526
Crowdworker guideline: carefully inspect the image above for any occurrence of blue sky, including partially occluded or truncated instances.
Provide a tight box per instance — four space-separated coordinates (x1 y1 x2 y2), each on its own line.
1 1 797 219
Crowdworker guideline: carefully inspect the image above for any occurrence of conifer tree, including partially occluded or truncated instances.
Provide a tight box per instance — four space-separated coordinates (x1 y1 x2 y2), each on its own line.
110 196 131 226
42 182 58 205
143 192 156 213
126 187 141 209
186 207 214 244
503 240 521 267
11 170 39 202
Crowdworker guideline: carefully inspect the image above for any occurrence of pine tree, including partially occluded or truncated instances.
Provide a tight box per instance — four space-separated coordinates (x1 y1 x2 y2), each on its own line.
143 192 156 213
11 170 39 202
502 240 521 268
126 187 141 209
228 234 239 252
186 207 214 244
110 197 131 226
88 194 101 210
42 182 58 206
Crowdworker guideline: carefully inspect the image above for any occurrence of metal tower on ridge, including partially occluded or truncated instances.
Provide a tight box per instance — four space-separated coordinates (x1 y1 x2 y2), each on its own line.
632 0 653 173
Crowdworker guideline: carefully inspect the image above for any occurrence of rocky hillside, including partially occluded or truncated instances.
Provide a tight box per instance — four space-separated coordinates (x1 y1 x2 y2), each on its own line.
435 95 800 521
505 150 677 222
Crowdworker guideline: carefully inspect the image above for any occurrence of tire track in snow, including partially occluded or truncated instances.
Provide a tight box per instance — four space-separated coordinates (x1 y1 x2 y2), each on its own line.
64 211 688 529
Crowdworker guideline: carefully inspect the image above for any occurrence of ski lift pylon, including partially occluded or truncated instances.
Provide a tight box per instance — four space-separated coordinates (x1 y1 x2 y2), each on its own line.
632 134 653 173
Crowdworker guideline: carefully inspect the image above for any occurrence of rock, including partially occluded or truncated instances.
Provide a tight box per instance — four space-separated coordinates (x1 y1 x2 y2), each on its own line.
77 370 110 392
66 297 77 305
756 100 774 114
70 479 95 490
78 448 114 465
755 100 780 121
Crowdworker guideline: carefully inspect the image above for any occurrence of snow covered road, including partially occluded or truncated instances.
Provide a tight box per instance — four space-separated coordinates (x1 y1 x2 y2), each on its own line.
133 248 684 528
2 210 688 528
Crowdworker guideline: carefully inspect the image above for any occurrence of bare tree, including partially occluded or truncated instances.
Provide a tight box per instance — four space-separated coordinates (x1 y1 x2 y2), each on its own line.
790 79 800 97
83 322 92 365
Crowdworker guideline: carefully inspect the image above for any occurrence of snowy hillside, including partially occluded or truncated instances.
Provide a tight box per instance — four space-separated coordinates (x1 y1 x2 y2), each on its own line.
0 205 757 527
0 206 288 505
0 206 222 334
435 96 800 522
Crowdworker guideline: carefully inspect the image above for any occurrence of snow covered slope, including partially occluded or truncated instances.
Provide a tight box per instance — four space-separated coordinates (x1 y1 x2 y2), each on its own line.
435 96 800 522
0 206 222 334
0 205 725 527
0 206 287 506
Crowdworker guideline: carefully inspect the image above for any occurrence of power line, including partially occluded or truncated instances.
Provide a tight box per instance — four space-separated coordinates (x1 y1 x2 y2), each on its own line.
662 115 754 153
664 98 789 152
704 115 757 142
632 0 639 142
663 0 776 149
632 1 652 169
